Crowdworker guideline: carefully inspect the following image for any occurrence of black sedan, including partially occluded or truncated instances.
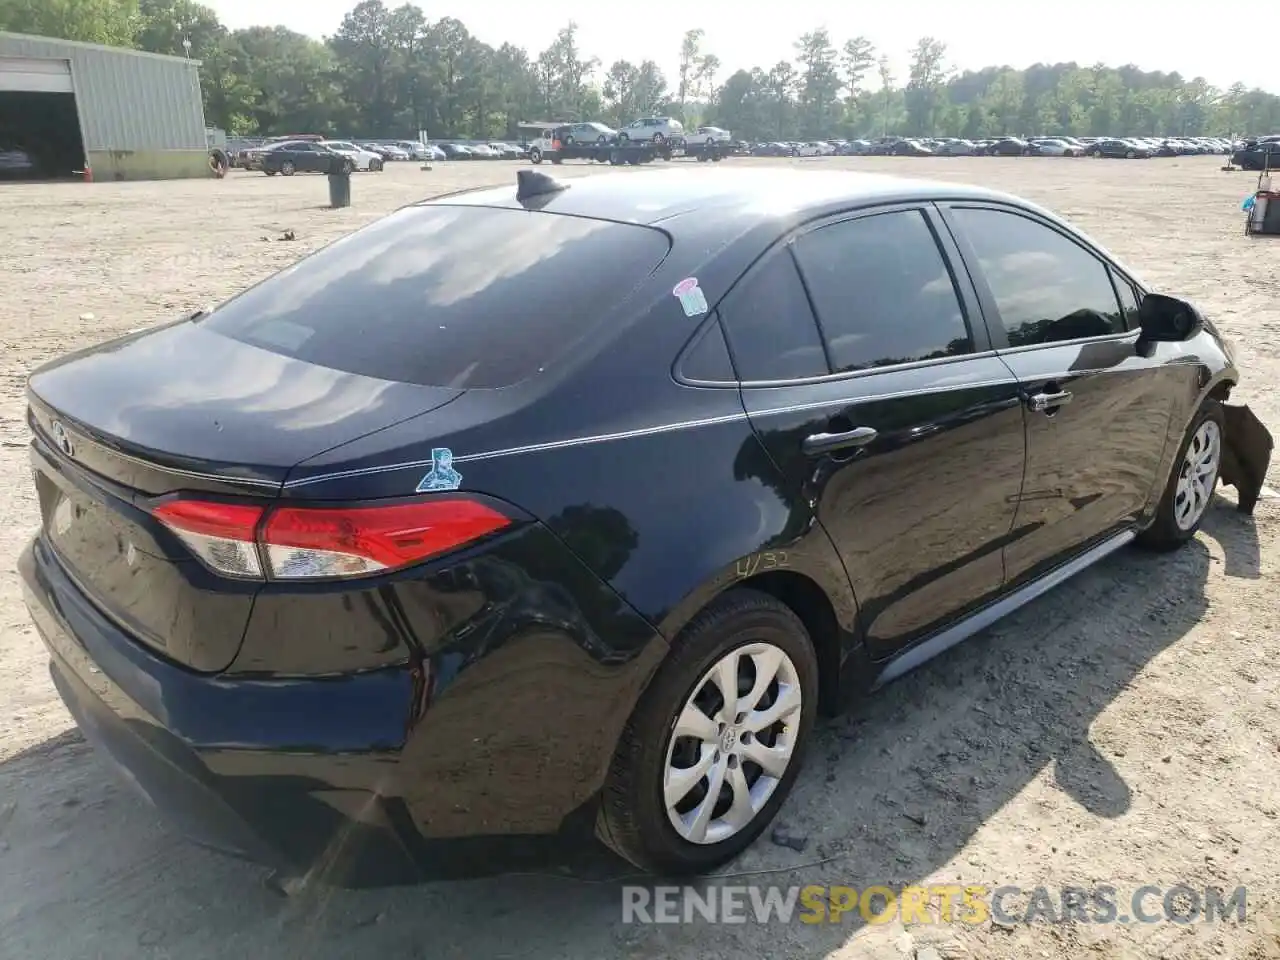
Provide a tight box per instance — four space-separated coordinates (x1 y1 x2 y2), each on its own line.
20 168 1271 884
1232 137 1280 170
261 140 352 176
1088 138 1151 159
438 143 473 160
985 137 1032 156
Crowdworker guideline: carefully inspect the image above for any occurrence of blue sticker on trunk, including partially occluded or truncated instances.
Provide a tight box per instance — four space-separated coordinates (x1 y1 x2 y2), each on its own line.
416 447 463 492
673 277 708 317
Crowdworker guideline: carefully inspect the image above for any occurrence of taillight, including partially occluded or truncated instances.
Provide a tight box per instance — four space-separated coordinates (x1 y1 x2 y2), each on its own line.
153 498 511 581
153 500 265 578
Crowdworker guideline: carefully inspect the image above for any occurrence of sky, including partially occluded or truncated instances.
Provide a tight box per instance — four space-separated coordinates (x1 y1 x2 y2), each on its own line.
204 0 1265 95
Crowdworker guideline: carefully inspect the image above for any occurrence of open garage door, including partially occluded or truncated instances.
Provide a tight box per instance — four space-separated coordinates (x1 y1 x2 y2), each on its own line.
0 57 83 180
0 57 73 93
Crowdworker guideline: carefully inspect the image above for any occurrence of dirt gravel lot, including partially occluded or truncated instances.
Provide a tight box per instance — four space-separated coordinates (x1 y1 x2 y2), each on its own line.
1 156 1278 960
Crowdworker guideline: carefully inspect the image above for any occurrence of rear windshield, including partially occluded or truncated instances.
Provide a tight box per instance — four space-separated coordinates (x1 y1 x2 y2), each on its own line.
201 205 670 388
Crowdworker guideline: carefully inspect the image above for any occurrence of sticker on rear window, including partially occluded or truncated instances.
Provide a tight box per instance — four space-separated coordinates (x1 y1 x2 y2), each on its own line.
416 447 463 492
673 277 708 317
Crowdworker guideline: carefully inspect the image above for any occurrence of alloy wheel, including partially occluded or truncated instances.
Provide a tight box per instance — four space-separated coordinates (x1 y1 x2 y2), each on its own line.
663 642 802 845
1174 419 1221 530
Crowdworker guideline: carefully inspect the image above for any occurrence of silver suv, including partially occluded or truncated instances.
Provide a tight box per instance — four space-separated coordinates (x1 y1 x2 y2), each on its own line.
618 117 684 141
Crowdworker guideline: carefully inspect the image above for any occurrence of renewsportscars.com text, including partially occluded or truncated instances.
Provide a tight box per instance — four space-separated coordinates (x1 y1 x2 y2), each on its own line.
621 884 1248 926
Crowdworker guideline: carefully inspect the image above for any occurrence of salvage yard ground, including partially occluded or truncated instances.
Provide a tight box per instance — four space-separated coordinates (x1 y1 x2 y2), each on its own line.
1 157 1278 960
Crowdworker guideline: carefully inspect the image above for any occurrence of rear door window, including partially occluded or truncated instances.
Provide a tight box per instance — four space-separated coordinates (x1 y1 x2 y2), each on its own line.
719 250 829 381
201 205 670 388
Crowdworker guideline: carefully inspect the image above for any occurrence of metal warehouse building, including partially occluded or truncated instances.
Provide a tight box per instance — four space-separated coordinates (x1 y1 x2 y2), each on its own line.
0 31 209 181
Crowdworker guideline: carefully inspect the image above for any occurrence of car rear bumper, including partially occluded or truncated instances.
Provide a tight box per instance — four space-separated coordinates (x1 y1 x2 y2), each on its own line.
19 535 653 885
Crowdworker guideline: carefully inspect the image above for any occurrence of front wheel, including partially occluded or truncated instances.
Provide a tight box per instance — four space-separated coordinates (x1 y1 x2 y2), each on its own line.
597 589 818 875
529 148 542 164
1138 401 1225 550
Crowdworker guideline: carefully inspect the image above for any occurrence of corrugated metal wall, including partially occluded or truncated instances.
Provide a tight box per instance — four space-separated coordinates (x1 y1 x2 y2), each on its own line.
0 32 206 151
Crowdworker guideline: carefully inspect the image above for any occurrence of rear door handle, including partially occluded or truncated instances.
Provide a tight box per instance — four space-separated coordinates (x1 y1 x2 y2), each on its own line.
802 426 878 456
1028 390 1073 413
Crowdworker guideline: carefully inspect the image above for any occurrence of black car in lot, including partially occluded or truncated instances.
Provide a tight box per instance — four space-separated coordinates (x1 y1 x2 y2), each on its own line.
1088 138 1151 159
20 168 1270 884
985 137 1032 156
261 140 352 176
1232 137 1280 170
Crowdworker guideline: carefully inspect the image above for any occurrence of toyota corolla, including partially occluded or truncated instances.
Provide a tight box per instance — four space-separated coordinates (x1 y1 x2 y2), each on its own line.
19 168 1271 883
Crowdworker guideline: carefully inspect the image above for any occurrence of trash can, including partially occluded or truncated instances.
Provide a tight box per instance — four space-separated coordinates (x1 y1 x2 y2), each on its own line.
327 155 351 208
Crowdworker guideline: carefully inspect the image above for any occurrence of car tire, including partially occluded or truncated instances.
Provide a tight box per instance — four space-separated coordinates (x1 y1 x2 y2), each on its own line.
1126 150 1136 159
1090 149 1102 158
529 148 542 164
264 170 277 176
1137 400 1225 551
281 161 295 176
597 588 819 876
653 132 665 142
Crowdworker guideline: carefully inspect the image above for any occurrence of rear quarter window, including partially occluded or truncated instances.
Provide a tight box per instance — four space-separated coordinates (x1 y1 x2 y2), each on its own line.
200 205 671 388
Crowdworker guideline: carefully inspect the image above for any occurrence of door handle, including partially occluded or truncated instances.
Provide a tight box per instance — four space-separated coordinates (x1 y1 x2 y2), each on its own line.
1028 390 1073 413
802 426 878 456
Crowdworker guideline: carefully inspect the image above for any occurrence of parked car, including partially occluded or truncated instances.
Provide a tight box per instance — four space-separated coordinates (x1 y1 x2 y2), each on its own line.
438 143 474 160
1088 138 1151 159
794 141 829 157
487 142 524 159
1232 137 1280 170
1028 138 1079 157
468 144 500 159
423 143 447 162
985 137 1032 156
890 139 935 156
22 167 1270 885
934 139 978 156
618 116 685 141
261 141 352 176
0 144 36 177
320 140 384 171
362 143 409 162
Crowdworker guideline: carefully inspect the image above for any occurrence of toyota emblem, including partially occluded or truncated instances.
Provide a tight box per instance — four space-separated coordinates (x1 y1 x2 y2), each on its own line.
50 420 74 457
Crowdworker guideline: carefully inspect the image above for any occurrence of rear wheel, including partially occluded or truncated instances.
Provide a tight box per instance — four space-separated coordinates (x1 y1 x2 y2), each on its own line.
597 589 818 875
1126 149 1136 159
1138 401 1224 550
529 147 543 164
1091 149 1102 158
281 160 295 176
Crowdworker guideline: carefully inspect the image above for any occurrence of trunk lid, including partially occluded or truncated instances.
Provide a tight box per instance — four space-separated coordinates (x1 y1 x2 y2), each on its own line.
27 320 461 672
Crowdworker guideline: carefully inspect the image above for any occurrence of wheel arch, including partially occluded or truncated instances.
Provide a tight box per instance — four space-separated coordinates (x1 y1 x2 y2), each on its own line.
653 550 862 718
728 570 846 714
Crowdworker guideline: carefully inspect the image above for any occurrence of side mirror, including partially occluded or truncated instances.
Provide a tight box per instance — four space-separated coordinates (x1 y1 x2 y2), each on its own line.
1136 293 1203 343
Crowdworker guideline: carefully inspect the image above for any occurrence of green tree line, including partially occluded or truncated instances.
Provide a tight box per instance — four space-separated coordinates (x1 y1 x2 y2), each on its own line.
3 0 1279 139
